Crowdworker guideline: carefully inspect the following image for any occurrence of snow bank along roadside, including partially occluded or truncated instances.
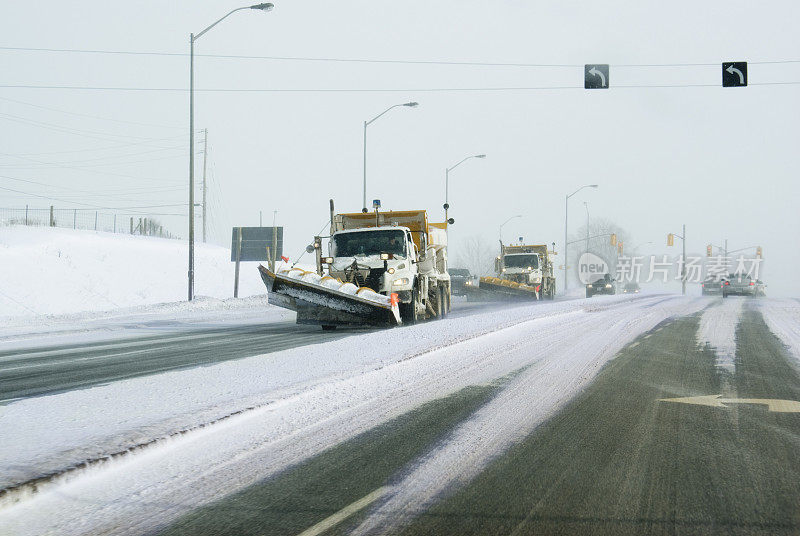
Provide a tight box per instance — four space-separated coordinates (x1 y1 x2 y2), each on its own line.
352 296 706 534
696 298 744 371
758 299 800 364
0 295 641 491
0 225 268 319
0 296 702 535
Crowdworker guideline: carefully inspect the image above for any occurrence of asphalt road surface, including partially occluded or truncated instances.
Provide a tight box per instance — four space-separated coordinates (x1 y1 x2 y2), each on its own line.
0 299 523 403
154 303 800 536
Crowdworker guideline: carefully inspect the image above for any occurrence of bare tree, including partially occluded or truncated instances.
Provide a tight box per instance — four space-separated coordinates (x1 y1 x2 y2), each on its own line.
452 235 496 276
570 217 632 284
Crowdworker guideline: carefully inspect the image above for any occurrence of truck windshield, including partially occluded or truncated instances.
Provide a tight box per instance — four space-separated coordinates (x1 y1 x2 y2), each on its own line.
332 230 406 258
504 254 538 269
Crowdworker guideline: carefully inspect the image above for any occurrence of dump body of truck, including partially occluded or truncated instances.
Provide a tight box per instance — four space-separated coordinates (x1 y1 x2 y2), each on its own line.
259 204 451 329
479 242 556 300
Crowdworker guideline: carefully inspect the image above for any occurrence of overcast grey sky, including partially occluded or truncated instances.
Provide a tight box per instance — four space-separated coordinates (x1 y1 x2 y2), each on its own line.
1 1 798 294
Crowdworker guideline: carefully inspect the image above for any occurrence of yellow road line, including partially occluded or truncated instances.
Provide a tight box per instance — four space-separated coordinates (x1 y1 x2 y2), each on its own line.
295 486 389 536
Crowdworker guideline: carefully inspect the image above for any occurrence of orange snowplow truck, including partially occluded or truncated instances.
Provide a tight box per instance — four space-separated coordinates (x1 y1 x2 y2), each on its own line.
479 242 557 300
258 200 451 329
322 203 451 324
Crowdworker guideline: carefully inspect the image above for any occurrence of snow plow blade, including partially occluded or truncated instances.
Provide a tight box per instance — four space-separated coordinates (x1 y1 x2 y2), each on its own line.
477 276 541 300
258 265 401 327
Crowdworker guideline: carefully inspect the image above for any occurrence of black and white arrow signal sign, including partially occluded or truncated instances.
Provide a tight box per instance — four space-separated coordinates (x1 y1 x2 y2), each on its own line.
722 62 747 87
584 64 609 89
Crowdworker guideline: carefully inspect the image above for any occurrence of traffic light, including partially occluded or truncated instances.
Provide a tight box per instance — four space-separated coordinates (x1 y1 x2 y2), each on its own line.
667 233 674 246
706 244 712 257
610 233 617 246
756 246 762 258
618 241 624 255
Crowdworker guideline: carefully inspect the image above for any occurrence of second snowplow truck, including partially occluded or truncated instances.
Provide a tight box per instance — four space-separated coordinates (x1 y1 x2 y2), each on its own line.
259 200 451 328
479 242 556 300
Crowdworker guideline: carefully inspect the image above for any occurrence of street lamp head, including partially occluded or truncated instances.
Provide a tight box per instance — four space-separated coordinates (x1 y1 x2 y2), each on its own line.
475 154 486 158
250 3 274 11
588 184 599 188
403 102 419 107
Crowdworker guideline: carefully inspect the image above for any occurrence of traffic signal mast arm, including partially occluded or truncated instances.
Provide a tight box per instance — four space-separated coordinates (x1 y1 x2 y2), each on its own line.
566 233 617 246
707 244 763 257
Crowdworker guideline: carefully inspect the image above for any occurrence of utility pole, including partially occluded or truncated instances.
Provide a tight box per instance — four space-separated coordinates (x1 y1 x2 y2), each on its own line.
271 210 278 271
202 128 208 243
682 223 686 296
260 210 263 227
724 238 728 273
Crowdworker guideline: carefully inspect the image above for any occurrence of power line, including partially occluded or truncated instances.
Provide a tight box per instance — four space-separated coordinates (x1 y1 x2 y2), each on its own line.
0 151 185 184
2 45 799 67
0 112 174 141
1 82 799 93
0 183 186 212
0 145 184 166
0 172 180 195
0 96 184 129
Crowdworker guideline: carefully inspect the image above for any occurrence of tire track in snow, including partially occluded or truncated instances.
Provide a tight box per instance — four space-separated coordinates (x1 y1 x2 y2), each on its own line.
696 298 744 372
0 296 686 536
0 294 660 497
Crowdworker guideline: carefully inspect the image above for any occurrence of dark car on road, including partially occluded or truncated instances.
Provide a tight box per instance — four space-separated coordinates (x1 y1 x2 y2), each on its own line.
586 274 616 298
621 282 641 294
701 276 724 296
449 268 475 296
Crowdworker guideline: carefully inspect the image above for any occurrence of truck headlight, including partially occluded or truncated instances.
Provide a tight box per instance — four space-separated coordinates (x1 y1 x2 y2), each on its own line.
605 284 612 288
387 267 395 274
393 278 409 286
322 257 334 264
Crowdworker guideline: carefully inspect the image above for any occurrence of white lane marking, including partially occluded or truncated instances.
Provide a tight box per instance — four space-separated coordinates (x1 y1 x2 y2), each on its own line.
296 486 388 536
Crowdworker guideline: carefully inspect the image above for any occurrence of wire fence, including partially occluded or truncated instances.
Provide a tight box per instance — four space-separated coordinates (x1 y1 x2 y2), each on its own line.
0 206 179 239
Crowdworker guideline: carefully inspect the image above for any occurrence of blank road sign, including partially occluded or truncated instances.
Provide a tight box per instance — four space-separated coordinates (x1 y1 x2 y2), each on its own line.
722 62 747 87
584 64 609 89
231 227 283 262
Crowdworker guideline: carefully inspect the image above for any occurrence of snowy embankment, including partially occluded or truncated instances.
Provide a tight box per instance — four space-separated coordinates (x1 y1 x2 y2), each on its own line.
696 298 744 371
0 226 268 318
758 299 800 365
0 294 702 535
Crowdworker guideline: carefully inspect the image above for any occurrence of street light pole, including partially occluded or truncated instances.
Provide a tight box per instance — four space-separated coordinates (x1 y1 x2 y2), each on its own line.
564 184 598 293
189 33 195 300
444 154 485 224
362 102 418 212
187 3 274 301
584 201 589 258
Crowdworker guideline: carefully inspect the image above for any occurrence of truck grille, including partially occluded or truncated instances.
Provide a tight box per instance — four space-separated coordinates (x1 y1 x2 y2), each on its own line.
364 268 386 291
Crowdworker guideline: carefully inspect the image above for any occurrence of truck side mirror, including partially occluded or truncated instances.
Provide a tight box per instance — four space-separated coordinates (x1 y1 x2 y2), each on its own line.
494 258 501 272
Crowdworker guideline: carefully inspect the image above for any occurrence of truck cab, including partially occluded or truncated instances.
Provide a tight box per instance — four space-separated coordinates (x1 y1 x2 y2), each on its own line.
498 251 544 286
326 226 418 302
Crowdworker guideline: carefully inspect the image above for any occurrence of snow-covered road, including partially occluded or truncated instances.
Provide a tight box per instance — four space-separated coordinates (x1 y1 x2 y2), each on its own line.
0 293 703 535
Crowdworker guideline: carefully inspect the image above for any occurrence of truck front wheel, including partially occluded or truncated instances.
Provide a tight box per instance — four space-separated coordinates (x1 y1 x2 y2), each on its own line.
400 288 419 325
